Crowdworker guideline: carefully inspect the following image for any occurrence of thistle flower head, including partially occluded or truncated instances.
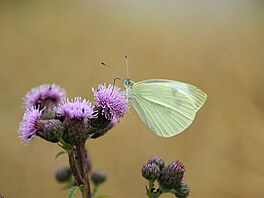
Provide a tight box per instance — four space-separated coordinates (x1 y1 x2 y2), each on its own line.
24 84 66 109
158 160 185 190
93 84 128 121
55 97 95 120
19 106 42 144
54 97 95 145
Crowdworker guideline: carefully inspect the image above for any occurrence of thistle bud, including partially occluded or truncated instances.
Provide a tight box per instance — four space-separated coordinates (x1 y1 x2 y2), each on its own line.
158 161 185 190
63 118 91 145
91 170 107 186
55 167 72 183
141 163 161 182
148 156 165 170
36 119 63 143
90 120 116 139
175 181 190 198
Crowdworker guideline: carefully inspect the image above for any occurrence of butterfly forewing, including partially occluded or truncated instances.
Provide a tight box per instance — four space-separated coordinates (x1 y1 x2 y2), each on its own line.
136 79 207 111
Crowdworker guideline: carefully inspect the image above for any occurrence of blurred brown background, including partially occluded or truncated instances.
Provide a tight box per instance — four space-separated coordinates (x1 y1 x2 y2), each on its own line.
0 1 264 197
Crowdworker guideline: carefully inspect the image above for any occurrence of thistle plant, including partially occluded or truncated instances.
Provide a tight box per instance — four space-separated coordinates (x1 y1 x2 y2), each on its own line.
141 156 190 198
19 83 128 198
18 83 191 198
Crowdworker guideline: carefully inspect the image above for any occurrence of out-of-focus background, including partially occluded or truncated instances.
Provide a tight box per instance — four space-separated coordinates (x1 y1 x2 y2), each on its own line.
0 1 263 197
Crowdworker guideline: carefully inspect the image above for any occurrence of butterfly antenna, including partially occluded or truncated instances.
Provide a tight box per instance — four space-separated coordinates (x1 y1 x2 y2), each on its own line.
110 77 122 95
101 62 126 78
113 77 122 87
125 55 129 78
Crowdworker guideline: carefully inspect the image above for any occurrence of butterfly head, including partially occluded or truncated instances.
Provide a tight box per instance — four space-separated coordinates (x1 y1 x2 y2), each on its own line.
123 79 134 88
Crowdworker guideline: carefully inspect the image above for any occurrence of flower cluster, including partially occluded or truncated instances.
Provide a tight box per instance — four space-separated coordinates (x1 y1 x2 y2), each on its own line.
19 83 128 146
141 156 190 198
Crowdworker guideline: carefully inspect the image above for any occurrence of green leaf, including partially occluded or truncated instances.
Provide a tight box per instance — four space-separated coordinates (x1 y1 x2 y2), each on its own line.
55 151 66 159
79 184 87 190
68 186 79 198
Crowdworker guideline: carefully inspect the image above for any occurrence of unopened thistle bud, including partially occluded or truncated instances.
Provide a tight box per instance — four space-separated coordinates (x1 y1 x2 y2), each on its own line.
55 166 72 183
90 120 116 139
174 181 190 198
148 156 165 170
158 161 185 190
141 162 161 182
91 170 107 186
36 119 63 143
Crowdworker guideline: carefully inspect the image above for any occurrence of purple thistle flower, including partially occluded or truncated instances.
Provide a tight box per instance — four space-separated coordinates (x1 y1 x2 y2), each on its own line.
24 84 66 109
93 84 128 120
55 97 95 120
19 106 43 144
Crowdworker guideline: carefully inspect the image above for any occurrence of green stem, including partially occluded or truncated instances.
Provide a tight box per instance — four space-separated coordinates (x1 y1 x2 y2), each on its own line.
92 185 100 197
146 181 154 198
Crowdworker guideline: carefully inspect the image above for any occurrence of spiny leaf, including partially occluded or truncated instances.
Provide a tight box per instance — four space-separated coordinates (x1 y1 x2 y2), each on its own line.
68 186 79 198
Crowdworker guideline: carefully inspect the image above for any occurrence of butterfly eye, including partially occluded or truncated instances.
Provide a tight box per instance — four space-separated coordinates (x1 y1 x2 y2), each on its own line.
124 80 131 86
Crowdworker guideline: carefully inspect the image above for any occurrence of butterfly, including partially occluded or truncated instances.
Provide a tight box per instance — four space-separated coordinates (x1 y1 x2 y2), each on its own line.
102 58 207 137
123 78 207 137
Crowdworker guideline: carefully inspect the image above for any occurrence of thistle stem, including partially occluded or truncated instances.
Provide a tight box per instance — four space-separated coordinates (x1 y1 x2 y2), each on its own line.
73 143 91 198
67 149 85 186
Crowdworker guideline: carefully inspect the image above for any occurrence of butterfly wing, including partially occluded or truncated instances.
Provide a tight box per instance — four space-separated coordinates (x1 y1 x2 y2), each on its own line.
128 79 207 137
138 79 207 111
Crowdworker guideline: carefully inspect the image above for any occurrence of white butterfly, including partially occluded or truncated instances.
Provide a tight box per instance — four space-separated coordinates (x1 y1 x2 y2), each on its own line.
123 78 207 137
102 58 207 137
